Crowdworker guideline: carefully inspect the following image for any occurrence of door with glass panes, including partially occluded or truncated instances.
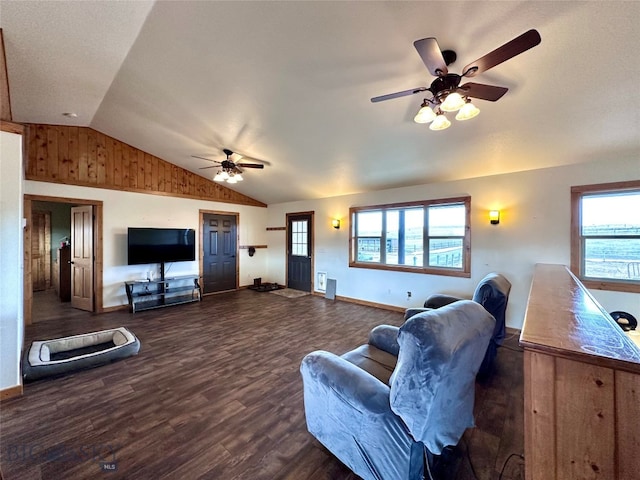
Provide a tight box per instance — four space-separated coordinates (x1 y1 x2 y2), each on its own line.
287 212 313 292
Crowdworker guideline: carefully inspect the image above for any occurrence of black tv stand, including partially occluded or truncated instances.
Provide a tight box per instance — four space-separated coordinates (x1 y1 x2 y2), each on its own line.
124 263 201 313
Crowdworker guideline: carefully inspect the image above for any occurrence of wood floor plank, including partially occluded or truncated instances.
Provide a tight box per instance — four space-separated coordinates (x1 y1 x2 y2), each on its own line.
1 289 524 480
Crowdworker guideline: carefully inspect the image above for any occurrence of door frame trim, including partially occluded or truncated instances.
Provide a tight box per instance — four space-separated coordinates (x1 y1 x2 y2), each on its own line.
286 211 315 292
24 194 103 326
199 209 239 295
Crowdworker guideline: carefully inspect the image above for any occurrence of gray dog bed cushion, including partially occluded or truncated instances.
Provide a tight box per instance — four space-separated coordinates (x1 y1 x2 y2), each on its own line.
23 327 140 381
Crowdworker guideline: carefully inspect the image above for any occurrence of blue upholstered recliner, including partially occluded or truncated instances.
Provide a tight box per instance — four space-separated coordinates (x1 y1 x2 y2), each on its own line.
405 272 511 379
300 300 495 480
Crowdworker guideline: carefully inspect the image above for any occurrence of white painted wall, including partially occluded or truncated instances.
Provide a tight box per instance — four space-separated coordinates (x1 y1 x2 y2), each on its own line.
0 130 24 391
23 181 269 308
266 157 640 329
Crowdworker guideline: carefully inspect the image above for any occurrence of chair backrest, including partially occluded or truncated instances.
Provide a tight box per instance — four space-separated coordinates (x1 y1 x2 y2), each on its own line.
472 272 511 346
389 300 495 455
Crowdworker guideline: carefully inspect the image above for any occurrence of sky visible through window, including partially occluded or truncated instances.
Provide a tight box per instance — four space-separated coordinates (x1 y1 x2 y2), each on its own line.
582 192 640 227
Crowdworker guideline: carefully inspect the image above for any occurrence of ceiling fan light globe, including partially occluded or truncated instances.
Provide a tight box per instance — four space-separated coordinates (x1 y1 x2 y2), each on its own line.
440 92 465 112
429 114 451 131
226 176 238 184
214 172 224 182
235 174 243 181
456 101 480 121
220 171 230 180
414 105 436 123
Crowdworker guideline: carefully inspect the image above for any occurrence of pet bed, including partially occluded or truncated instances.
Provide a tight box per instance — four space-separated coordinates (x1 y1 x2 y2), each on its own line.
23 327 140 381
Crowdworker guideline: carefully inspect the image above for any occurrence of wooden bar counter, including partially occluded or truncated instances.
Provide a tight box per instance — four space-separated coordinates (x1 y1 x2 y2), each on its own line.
520 264 640 480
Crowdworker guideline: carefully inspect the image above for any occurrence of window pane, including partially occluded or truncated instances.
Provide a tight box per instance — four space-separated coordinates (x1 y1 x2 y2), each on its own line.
582 192 640 236
349 196 470 276
291 220 308 257
429 204 465 236
357 238 380 262
403 209 424 266
584 238 640 280
428 238 463 268
357 211 382 236
386 211 399 265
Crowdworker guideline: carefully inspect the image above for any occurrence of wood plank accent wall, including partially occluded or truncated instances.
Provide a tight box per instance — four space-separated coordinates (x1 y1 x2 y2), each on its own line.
520 264 640 480
24 124 267 208
0 29 12 121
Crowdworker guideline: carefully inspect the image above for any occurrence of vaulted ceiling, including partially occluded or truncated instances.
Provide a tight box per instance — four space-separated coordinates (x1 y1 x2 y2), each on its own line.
2 1 639 204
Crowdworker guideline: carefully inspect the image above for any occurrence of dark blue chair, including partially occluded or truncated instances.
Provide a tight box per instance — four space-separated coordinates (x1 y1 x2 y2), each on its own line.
405 272 511 379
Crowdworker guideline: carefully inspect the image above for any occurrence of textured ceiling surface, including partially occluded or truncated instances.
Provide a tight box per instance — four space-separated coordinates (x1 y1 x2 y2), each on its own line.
2 1 639 204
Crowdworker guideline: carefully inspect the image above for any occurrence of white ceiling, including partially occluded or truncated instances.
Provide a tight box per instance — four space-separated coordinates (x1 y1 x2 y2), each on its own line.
2 1 639 205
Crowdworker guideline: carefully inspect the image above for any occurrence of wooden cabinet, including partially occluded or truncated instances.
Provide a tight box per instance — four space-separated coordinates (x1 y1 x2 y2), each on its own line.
57 245 71 302
520 264 640 480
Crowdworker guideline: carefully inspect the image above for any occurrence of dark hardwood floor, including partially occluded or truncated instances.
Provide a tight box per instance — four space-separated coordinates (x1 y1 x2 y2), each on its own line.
1 290 524 480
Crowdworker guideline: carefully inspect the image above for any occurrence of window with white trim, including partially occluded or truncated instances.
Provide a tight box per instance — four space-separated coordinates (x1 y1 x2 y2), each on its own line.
349 197 471 277
571 181 640 293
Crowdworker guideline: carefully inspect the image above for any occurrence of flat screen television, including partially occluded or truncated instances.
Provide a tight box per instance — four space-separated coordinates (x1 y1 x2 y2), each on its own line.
127 227 196 265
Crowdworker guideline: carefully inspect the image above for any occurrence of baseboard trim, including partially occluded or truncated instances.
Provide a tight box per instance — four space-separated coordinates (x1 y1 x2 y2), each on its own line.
0 384 23 401
102 304 129 313
311 291 405 313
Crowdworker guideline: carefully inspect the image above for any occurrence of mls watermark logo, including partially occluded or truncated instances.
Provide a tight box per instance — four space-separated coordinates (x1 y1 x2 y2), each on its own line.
100 461 118 472
3 443 118 473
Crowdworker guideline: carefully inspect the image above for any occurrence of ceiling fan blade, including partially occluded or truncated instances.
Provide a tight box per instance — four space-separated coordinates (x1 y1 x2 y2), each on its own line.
459 82 508 101
236 163 264 169
233 166 243 174
371 87 429 103
192 155 221 164
198 166 217 170
462 29 541 77
414 37 448 76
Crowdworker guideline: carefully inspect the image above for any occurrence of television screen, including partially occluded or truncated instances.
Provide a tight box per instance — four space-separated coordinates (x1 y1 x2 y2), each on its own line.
127 228 196 265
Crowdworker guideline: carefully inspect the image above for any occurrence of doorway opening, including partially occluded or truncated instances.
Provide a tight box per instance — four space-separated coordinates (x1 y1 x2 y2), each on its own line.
24 195 103 326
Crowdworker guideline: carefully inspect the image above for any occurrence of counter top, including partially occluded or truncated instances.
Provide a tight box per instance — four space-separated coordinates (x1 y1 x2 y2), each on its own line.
520 263 640 373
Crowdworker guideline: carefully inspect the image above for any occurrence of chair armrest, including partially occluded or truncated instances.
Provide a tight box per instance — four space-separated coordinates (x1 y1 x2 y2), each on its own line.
424 294 463 309
301 351 390 414
368 325 400 357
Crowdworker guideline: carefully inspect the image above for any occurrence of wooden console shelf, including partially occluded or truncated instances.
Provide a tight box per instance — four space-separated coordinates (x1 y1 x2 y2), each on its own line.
125 275 201 313
520 264 640 480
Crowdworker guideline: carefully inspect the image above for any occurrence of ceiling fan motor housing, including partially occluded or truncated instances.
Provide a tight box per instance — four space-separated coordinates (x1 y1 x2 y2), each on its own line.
430 74 462 101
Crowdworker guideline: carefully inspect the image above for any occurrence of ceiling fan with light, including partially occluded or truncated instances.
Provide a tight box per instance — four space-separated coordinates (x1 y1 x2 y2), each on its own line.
193 148 264 184
371 29 541 131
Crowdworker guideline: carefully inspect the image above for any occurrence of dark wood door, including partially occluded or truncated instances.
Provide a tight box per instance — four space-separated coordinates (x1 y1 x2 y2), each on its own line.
202 213 237 294
31 211 51 291
287 213 313 292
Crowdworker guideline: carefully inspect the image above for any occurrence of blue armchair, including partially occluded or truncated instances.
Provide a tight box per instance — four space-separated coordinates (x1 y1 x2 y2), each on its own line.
300 300 495 480
404 272 511 378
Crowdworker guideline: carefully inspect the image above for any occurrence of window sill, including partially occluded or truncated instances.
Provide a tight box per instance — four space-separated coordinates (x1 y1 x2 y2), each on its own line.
349 261 471 278
579 278 640 294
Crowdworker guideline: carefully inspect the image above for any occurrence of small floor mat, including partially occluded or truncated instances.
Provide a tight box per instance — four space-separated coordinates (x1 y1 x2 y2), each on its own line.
269 288 310 298
248 283 283 292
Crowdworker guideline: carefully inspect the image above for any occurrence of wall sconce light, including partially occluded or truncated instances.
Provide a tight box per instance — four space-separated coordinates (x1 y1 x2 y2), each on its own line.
332 219 340 229
489 210 500 225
